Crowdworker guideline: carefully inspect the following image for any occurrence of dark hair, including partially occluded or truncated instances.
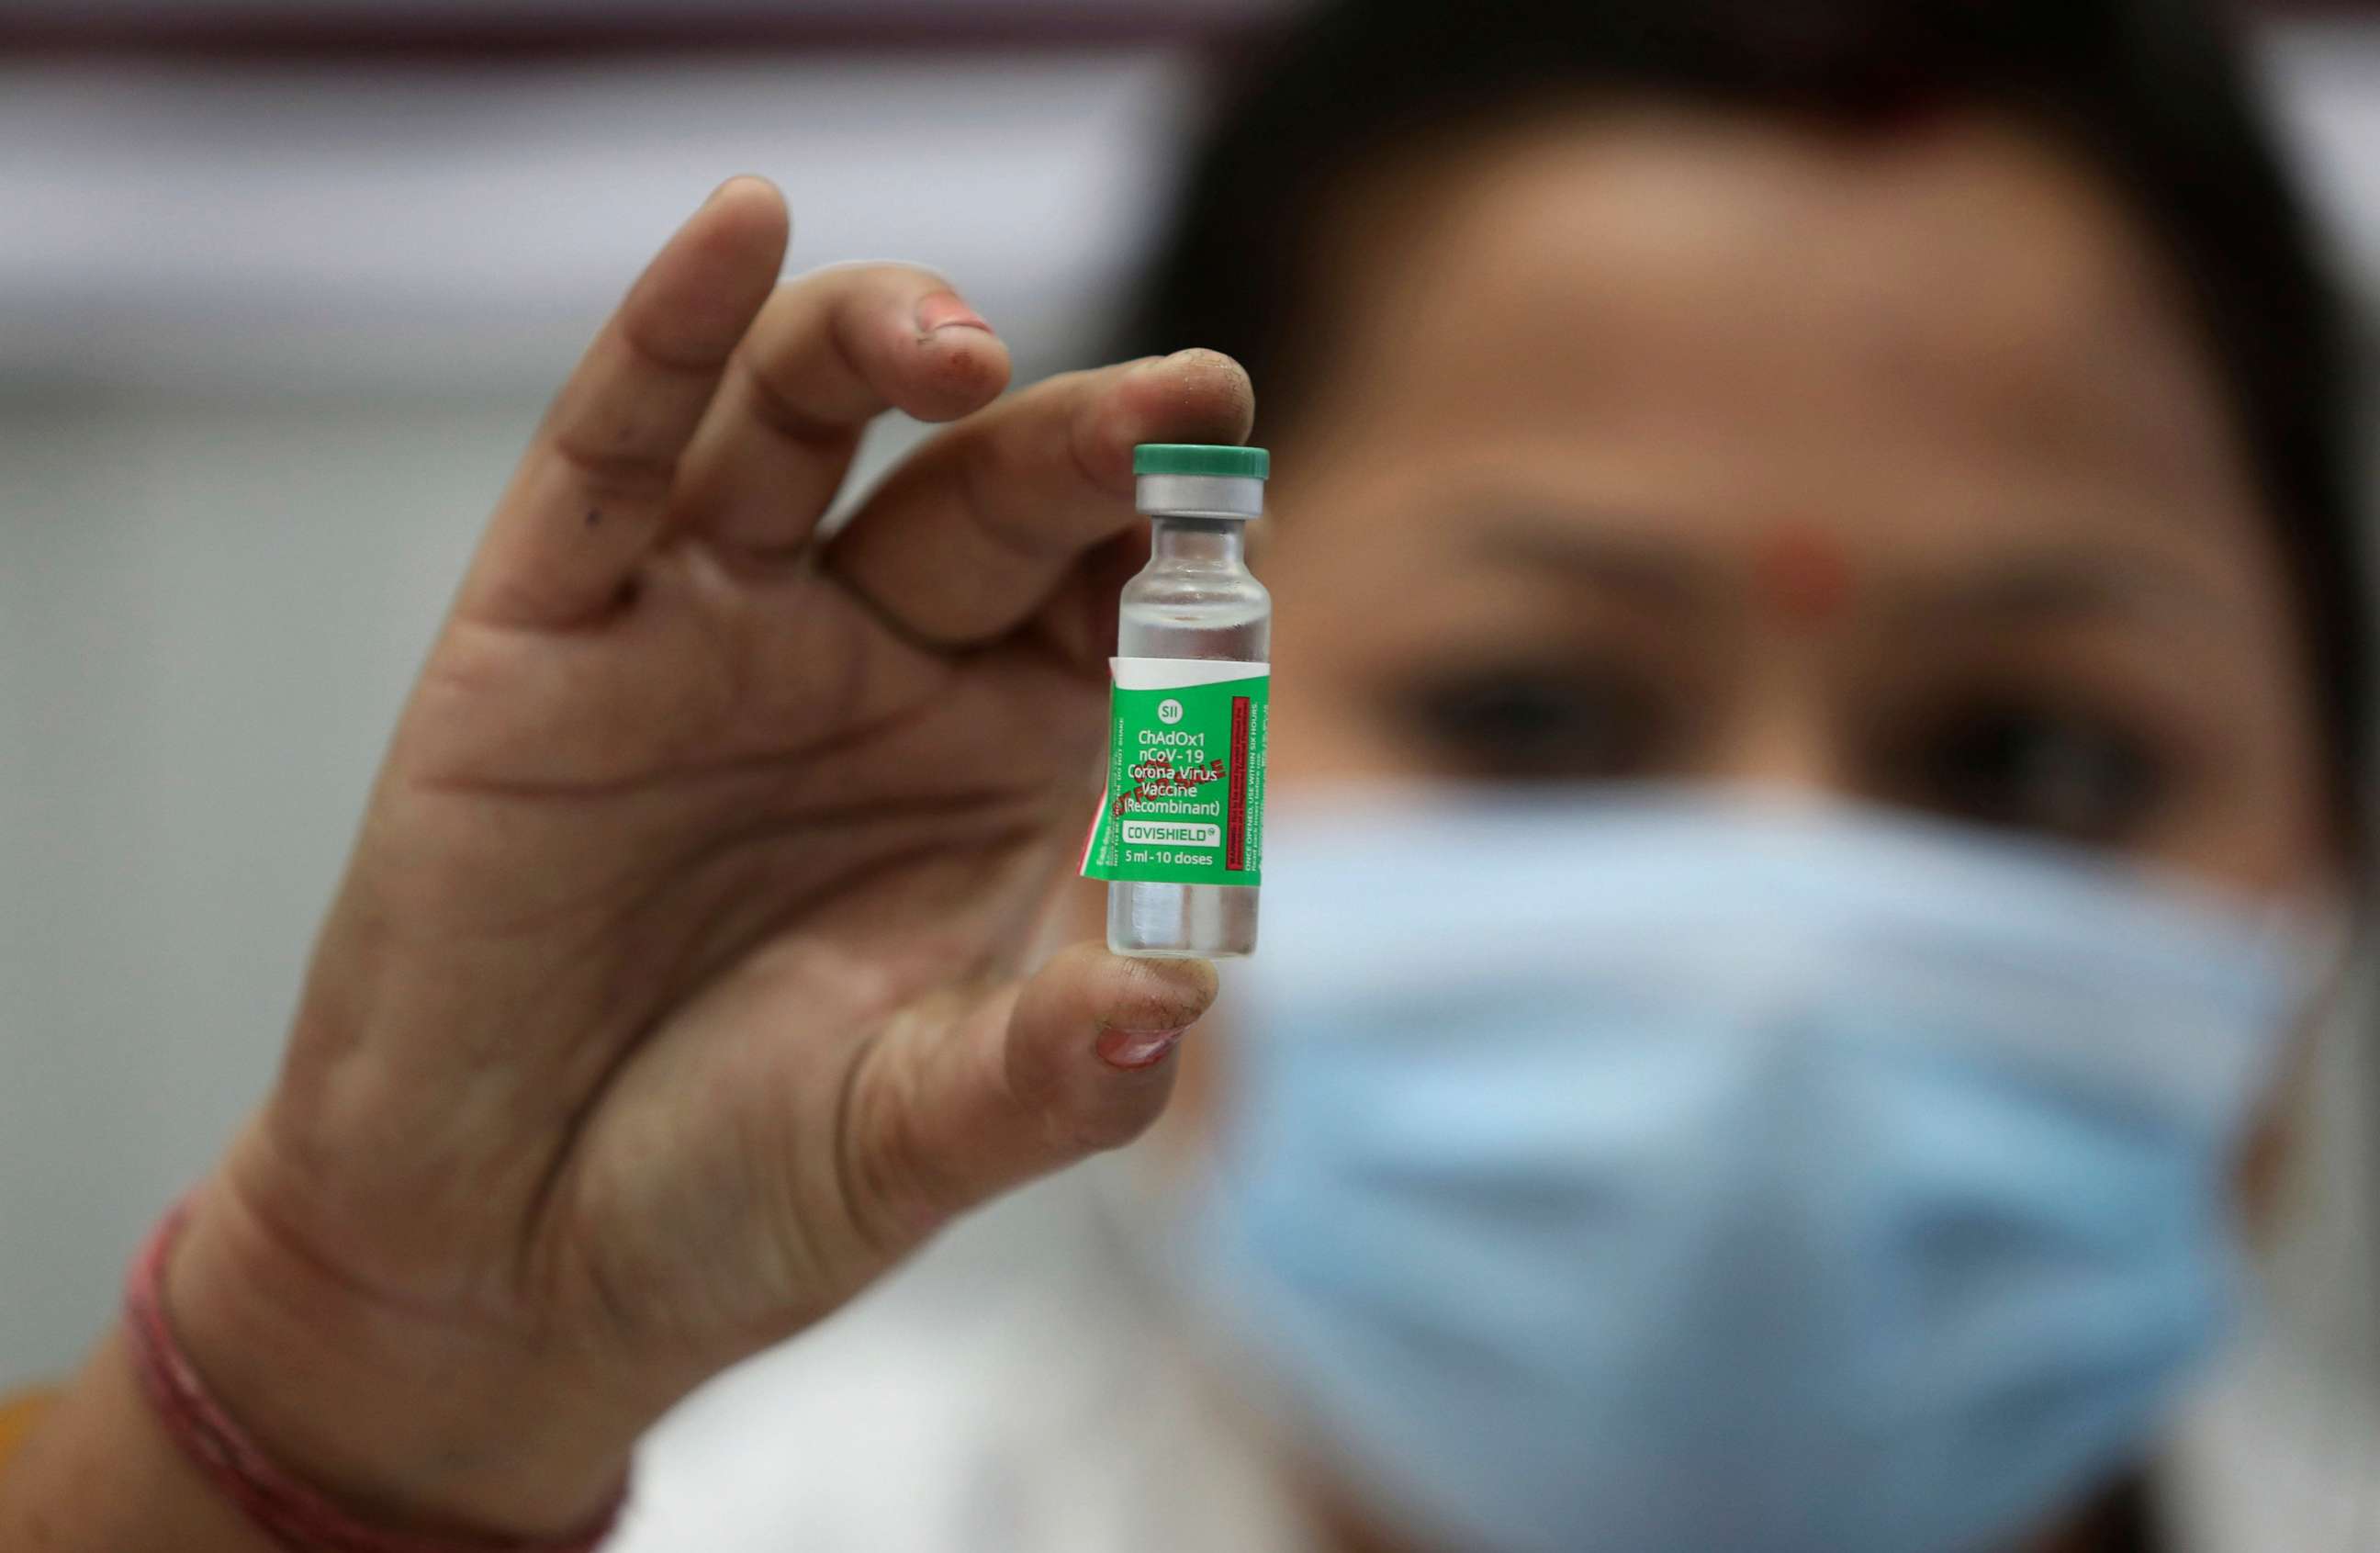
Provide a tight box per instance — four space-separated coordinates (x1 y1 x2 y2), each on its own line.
1116 0 2372 843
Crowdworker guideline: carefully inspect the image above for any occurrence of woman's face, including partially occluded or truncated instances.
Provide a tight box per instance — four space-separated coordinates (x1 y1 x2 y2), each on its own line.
1161 110 2342 1553
1258 107 2338 896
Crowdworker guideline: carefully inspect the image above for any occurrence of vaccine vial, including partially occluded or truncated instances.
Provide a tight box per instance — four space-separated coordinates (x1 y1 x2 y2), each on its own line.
1080 444 1272 959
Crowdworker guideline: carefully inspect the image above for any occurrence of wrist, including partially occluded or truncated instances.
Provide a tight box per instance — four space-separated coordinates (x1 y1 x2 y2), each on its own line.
164 1164 645 1542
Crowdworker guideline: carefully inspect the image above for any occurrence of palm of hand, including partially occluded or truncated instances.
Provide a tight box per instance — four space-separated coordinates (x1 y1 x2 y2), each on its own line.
352 540 1111 1363
175 181 1247 1520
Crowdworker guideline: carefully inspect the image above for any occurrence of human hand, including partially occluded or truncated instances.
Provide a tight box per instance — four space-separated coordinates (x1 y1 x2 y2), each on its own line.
167 177 1251 1538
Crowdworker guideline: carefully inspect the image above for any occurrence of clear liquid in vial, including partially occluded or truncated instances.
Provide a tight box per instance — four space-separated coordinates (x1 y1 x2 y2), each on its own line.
1106 558 1270 959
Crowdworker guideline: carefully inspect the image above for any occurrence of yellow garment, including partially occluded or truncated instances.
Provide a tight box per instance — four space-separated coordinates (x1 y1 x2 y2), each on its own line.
0 1390 52 1469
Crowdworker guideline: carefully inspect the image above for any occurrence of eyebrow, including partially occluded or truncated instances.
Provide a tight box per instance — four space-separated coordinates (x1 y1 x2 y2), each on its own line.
1466 519 1714 608
1465 514 2254 637
1892 550 2250 636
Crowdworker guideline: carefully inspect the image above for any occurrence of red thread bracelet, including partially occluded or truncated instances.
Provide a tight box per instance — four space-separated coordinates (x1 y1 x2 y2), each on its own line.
123 1197 628 1553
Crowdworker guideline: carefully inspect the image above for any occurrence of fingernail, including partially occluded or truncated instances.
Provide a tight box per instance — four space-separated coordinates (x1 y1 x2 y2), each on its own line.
916 291 993 335
1096 1026 1187 1071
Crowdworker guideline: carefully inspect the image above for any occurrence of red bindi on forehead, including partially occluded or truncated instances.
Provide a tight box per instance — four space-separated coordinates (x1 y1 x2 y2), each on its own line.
1754 524 1856 628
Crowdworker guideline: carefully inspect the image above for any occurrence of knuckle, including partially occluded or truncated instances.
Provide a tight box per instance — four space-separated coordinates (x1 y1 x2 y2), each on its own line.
795 258 948 299
834 1032 961 1255
549 438 680 506
881 260 951 294
1001 1027 1071 1118
737 350 862 449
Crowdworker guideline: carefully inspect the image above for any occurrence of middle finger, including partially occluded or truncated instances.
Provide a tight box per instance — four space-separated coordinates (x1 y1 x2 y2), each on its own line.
671 262 1015 554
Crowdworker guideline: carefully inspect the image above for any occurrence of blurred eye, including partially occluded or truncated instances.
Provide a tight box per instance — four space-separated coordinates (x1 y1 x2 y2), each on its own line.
1397 666 1667 782
1897 696 2172 849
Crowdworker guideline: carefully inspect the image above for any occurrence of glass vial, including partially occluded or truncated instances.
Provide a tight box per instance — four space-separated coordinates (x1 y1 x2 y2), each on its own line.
1081 445 1272 959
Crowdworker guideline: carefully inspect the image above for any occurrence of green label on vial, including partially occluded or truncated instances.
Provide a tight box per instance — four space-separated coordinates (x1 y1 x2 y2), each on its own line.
1081 658 1268 887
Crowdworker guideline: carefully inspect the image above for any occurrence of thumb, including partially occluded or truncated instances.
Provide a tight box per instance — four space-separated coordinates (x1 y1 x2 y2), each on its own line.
837 943 1218 1253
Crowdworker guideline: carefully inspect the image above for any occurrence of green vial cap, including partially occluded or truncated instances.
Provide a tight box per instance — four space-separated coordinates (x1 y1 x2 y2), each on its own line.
1133 443 1270 480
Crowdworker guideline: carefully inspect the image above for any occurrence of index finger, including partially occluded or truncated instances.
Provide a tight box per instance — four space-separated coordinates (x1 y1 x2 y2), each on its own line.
458 176 789 630
823 349 1255 647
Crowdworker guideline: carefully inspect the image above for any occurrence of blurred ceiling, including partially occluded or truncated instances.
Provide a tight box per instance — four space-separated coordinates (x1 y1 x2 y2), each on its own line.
8 1 1272 54
1 8 2374 400
0 0 2367 54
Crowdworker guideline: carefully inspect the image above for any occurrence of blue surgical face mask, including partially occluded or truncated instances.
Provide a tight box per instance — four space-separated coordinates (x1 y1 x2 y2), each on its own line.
1196 792 2326 1553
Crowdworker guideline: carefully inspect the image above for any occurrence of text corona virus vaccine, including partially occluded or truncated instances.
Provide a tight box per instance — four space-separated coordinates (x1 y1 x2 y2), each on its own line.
1082 444 1272 959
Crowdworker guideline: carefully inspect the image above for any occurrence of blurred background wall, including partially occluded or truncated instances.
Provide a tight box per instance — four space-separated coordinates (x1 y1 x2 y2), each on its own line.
2 0 2377 1391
